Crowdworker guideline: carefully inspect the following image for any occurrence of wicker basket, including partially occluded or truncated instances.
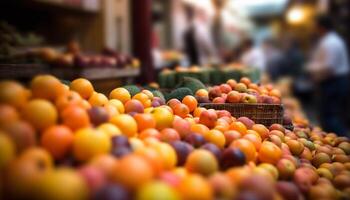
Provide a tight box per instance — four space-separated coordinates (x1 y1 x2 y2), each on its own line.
200 103 284 127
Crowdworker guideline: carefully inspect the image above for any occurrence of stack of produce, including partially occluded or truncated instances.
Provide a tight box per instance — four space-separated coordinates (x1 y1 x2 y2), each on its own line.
158 64 260 88
0 75 349 200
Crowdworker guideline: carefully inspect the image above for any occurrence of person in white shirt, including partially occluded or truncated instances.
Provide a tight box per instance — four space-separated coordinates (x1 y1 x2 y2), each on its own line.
307 15 349 136
240 39 266 72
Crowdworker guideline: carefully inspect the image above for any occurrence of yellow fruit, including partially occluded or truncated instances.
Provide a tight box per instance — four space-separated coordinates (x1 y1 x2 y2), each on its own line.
97 123 122 138
22 99 58 131
151 107 174 130
73 128 111 162
70 78 94 99
0 80 28 108
110 114 137 137
109 88 131 104
30 75 64 101
108 99 125 114
0 133 15 169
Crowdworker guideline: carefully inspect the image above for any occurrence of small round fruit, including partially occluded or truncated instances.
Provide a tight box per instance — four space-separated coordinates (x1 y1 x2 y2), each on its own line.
178 175 213 200
258 141 282 164
109 88 131 104
0 133 15 169
0 81 28 108
221 147 246 169
31 75 64 101
41 125 73 160
61 105 90 131
173 103 190 118
136 181 180 200
88 92 108 107
111 155 153 189
185 149 218 176
182 95 198 112
312 152 331 167
230 139 256 162
110 114 137 137
276 158 296 180
70 78 94 99
22 99 57 131
204 129 226 148
73 128 111 162
151 107 174 130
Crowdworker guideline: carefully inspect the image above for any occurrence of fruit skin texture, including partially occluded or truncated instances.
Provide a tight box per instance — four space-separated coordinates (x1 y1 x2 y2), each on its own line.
32 168 88 200
178 174 213 200
70 78 94 99
31 75 64 101
0 81 29 108
136 181 180 200
73 128 111 162
109 88 131 104
2 120 36 153
110 114 138 137
258 141 282 164
230 139 256 162
182 95 198 112
199 109 217 129
0 133 15 169
40 125 74 160
276 158 296 180
185 149 218 176
22 99 58 131
151 107 174 130
61 105 90 131
111 155 154 189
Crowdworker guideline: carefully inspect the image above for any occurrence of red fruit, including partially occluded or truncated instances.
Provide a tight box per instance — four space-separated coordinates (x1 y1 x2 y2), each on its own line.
226 91 241 103
219 84 232 94
199 109 218 129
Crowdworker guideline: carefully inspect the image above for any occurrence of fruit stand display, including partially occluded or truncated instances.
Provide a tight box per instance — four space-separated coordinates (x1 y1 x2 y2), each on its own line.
0 74 350 200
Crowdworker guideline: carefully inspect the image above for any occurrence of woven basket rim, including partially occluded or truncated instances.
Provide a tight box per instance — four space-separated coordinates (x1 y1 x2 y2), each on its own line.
199 103 283 107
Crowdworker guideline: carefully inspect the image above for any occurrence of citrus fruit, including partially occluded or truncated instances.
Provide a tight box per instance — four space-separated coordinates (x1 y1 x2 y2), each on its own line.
110 114 137 137
185 149 218 176
30 75 64 101
109 88 131 104
61 105 90 131
70 78 94 99
0 81 29 108
22 99 57 131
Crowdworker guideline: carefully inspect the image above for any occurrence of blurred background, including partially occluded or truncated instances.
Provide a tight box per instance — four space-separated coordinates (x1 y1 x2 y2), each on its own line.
0 0 349 136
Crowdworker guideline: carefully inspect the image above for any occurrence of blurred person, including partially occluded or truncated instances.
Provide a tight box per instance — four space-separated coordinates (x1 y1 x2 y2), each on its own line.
240 39 266 72
183 5 218 66
307 15 349 136
262 38 285 81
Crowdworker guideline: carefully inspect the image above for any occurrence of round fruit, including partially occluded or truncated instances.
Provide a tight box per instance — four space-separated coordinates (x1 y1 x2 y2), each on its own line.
0 81 28 108
178 175 213 200
108 99 125 114
133 93 151 108
160 128 180 143
182 95 198 112
276 158 296 180
73 128 111 162
88 92 108 106
230 139 256 162
312 152 331 167
110 114 137 137
22 99 57 131
221 147 246 169
70 78 94 99
204 129 226 148
185 149 218 176
109 88 131 104
87 107 109 126
33 168 88 200
258 141 282 164
151 107 174 130
61 105 90 131
152 142 177 170
136 181 180 200
229 121 247 135
30 75 64 101
0 133 15 169
111 155 153 189
0 104 19 127
134 113 156 132
173 103 190 118
41 125 73 160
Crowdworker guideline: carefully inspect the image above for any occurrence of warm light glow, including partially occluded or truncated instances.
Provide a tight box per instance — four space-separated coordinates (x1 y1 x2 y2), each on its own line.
287 6 305 24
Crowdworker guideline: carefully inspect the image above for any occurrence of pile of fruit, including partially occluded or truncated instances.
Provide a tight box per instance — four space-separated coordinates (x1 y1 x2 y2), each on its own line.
0 75 349 200
195 77 281 104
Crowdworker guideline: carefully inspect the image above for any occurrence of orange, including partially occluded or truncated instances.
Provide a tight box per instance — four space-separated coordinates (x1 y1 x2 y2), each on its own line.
109 88 131 104
133 93 151 108
191 124 210 136
40 125 74 160
0 133 15 169
182 95 198 112
252 124 270 140
108 99 125 114
61 105 90 131
110 114 137 137
160 128 180 142
139 128 161 140
243 133 262 150
0 80 29 108
178 175 213 200
173 103 190 118
135 147 164 175
88 92 108 106
151 142 177 170
0 104 19 127
167 99 181 109
97 123 121 138
229 121 247 135
30 75 64 101
185 149 218 176
195 89 209 98
22 99 57 131
73 128 111 162
55 91 82 112
193 107 205 118
70 78 94 99
258 141 282 164
204 129 226 148
230 139 256 162
134 113 156 132
89 154 118 177
111 155 153 189
225 166 251 185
